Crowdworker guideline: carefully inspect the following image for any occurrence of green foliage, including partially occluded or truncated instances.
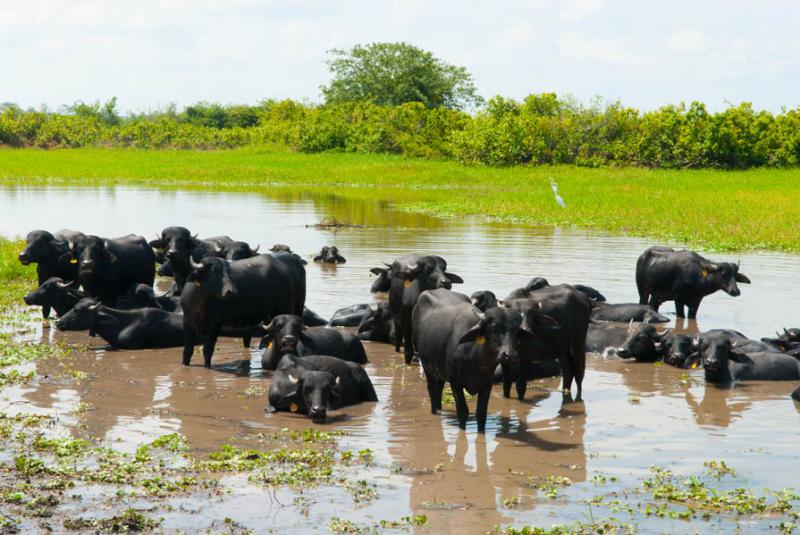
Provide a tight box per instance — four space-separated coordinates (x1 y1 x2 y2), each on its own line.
321 42 482 110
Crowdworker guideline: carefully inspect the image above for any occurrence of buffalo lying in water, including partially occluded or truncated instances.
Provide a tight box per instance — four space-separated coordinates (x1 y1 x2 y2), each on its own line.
260 314 368 370
329 304 370 327
117 283 181 313
267 354 378 423
356 302 395 343
700 338 800 385
55 298 184 349
505 278 606 303
590 302 669 323
23 277 82 318
636 246 750 319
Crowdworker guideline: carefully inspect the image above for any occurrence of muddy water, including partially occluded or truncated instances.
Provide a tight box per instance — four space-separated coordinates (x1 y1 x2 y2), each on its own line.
2 184 800 533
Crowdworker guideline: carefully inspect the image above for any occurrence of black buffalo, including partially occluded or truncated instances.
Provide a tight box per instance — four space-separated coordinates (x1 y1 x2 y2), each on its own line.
18 229 83 318
116 283 181 313
504 278 605 303
23 277 82 317
313 246 346 264
220 241 260 261
260 314 368 370
412 289 535 432
390 254 463 364
470 291 498 312
591 302 669 323
55 298 185 349
369 265 392 293
636 246 751 319
270 244 292 253
700 338 800 385
149 227 233 294
181 253 306 367
616 324 671 362
267 354 378 422
586 323 630 357
329 304 370 327
67 234 155 306
503 284 590 401
357 302 394 343
761 328 800 351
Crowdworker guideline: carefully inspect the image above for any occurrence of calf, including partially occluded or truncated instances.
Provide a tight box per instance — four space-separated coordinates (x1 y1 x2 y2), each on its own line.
636 246 750 319
181 254 306 367
470 291 498 312
18 229 83 318
412 289 542 432
357 302 394 343
267 354 378 423
390 254 463 363
55 298 185 349
260 314 367 370
701 338 800 385
313 245 346 264
23 278 83 318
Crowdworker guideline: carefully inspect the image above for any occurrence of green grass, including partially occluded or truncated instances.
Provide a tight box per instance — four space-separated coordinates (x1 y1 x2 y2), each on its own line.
2 146 800 251
0 238 35 313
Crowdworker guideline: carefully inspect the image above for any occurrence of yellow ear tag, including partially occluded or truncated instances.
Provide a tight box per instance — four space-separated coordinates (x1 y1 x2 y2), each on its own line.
69 258 77 264
691 362 699 369
701 270 708 278
194 280 201 287
290 403 298 413
475 335 486 345
404 279 413 288
157 248 165 253
267 341 273 349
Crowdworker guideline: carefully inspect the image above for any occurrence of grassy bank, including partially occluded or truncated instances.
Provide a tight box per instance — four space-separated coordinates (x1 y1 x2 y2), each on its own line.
2 147 800 251
0 238 35 313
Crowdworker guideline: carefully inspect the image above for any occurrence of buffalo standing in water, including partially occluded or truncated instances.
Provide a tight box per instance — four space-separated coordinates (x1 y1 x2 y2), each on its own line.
390 254 463 364
18 229 84 318
149 226 233 294
636 246 750 319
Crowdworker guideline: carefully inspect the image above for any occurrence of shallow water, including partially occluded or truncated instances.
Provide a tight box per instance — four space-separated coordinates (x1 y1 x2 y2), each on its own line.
2 184 800 532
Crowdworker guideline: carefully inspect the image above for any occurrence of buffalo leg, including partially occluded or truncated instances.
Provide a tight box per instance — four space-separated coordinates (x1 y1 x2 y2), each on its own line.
182 331 196 366
41 304 51 320
573 346 586 401
475 385 492 433
559 354 575 399
648 297 662 312
515 359 529 401
687 299 701 320
402 319 414 364
426 375 445 414
203 324 221 368
674 300 685 318
501 362 513 398
242 334 251 348
451 384 469 430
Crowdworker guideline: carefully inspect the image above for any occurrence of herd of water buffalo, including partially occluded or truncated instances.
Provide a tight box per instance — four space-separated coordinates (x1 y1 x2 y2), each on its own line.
15 227 800 431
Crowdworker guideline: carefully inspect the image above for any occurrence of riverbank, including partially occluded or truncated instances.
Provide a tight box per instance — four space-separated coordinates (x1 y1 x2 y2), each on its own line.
1 147 799 252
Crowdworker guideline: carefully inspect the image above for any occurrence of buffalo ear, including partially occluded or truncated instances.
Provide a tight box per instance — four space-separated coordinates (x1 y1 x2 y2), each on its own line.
446 272 464 284
313 255 322 262
458 321 485 345
370 268 387 276
148 239 163 248
735 272 751 284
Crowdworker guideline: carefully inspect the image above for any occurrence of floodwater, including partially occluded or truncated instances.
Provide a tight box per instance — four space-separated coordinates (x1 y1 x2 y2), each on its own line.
2 184 800 533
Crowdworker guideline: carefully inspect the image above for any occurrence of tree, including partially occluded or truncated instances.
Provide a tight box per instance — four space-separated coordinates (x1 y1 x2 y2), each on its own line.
321 42 483 110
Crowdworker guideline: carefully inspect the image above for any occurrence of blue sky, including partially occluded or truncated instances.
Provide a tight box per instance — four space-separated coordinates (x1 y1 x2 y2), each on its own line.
2 0 799 113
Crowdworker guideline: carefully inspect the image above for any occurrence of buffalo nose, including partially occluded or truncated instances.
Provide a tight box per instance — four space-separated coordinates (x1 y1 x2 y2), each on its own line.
23 294 34 305
18 252 30 264
310 406 327 421
166 249 179 259
730 288 741 296
616 347 629 358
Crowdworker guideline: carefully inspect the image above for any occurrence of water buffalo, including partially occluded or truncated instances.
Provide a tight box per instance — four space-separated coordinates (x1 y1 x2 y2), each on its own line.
181 253 306 367
220 241 260 261
616 324 671 362
267 354 378 422
590 302 669 323
148 227 233 294
504 278 605 303
23 277 83 317
390 254 463 364
586 323 630 356
270 244 292 253
412 289 541 432
116 283 181 313
700 338 800 385
55 298 185 349
470 291 498 312
260 314 368 370
357 302 394 343
18 229 84 318
761 328 800 351
313 246 346 264
503 285 590 401
302 307 329 327
329 304 370 327
370 266 392 293
636 246 751 319
66 234 155 306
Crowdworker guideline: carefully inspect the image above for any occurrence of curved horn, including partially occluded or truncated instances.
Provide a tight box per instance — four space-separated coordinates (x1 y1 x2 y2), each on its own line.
475 311 486 321
261 319 276 334
56 280 76 290
191 233 198 240
189 258 203 270
252 244 260 254
335 376 341 386
87 301 101 311
784 328 790 336
287 374 299 384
